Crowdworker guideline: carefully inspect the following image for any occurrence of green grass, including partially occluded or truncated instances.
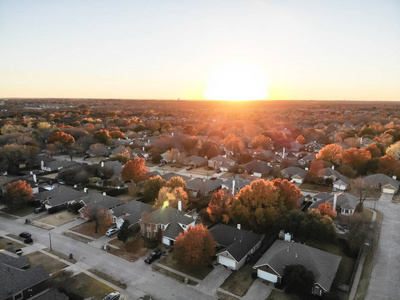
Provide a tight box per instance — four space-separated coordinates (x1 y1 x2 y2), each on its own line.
220 264 255 297
62 272 115 299
26 251 68 274
0 236 25 250
158 254 213 280
267 290 300 300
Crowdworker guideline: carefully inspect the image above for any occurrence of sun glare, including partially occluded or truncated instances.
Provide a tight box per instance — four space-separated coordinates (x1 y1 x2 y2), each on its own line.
204 63 269 101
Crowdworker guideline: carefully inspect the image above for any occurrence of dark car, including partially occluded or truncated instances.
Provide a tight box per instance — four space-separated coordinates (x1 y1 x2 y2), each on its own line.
24 237 33 244
144 248 162 264
19 232 31 238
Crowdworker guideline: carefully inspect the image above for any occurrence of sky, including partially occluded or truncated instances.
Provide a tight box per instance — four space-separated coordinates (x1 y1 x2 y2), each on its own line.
0 0 399 101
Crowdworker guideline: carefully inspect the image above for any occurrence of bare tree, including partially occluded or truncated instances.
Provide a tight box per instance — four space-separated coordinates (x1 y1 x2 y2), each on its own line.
350 177 377 212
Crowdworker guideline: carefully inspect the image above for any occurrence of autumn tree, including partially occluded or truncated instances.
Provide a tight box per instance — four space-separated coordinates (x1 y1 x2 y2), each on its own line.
153 187 188 211
251 135 273 149
121 158 149 183
81 205 112 233
143 176 166 201
295 135 306 145
305 159 324 184
47 131 75 161
93 129 112 145
317 202 337 219
231 179 301 231
109 130 125 139
341 148 371 173
223 134 244 156
183 136 199 153
316 144 343 164
350 177 377 212
199 141 219 159
377 155 400 177
272 179 302 210
3 180 34 208
207 190 232 223
165 176 187 190
366 143 383 158
0 144 22 174
386 141 400 160
173 224 216 271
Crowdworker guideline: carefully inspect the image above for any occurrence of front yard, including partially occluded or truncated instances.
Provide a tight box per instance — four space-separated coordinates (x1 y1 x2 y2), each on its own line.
61 272 115 299
108 236 151 262
220 264 255 297
26 251 68 274
37 211 77 226
70 221 108 239
0 236 25 250
0 204 34 217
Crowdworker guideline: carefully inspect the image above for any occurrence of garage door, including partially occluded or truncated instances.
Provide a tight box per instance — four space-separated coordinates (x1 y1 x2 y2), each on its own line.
218 255 236 270
293 178 303 184
162 237 172 245
257 269 278 283
382 188 395 194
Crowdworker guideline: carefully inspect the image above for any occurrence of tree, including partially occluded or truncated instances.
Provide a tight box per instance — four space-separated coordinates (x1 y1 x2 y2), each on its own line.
305 159 325 184
81 205 112 233
350 177 376 212
386 141 400 160
231 179 301 231
223 134 244 156
173 224 216 271
316 144 343 164
183 136 199 153
199 141 219 159
154 187 189 211
121 158 149 183
377 155 400 177
47 131 75 161
3 180 34 208
282 265 315 296
165 176 187 190
318 202 337 219
366 142 383 158
341 148 371 170
93 129 112 145
109 130 125 139
296 135 306 145
252 135 272 149
143 176 166 201
207 190 232 223
272 178 302 211
117 220 131 243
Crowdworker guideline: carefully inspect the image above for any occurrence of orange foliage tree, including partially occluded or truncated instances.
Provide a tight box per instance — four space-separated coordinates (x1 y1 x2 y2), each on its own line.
207 190 232 224
109 130 125 139
251 135 272 149
3 180 34 207
341 148 371 169
296 135 306 145
272 179 302 211
165 176 187 190
377 155 400 177
81 205 112 233
223 133 244 156
317 202 337 219
174 224 216 270
305 159 325 184
316 144 343 164
231 179 301 231
120 158 149 183
93 129 112 145
153 187 188 211
47 131 75 161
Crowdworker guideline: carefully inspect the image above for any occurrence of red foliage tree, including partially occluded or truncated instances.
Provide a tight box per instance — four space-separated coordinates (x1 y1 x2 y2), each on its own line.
341 148 371 169
120 158 149 183
223 134 244 156
207 190 232 223
377 155 400 177
272 178 302 211
305 159 325 184
3 180 34 207
296 135 306 145
174 224 216 270
109 130 125 139
317 202 337 219
48 131 75 160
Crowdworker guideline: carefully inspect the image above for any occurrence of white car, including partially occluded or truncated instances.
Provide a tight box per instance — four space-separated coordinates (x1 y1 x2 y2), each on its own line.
106 228 119 237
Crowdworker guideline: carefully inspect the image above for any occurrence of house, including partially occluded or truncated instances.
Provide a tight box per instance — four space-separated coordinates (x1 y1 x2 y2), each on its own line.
140 206 195 246
364 173 400 194
0 252 30 269
29 288 69 300
0 263 49 300
209 224 263 271
298 153 316 167
35 186 87 209
240 161 272 178
303 141 323 153
183 155 208 168
40 160 85 172
1 175 39 195
78 193 125 219
110 200 152 228
186 178 223 197
316 167 349 190
280 167 307 184
160 172 191 183
208 155 235 172
253 240 341 297
102 161 123 179
309 192 358 215
221 176 251 195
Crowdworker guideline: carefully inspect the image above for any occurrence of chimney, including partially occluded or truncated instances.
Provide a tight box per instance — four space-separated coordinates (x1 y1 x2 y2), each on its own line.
232 180 236 196
282 148 286 158
332 165 335 170
305 167 309 171
333 193 337 211
393 175 397 180
142 147 145 151
84 187 88 193
102 192 106 196
178 201 182 211
284 233 291 242
237 224 241 230
33 174 37 183
41 160 44 169
101 161 104 168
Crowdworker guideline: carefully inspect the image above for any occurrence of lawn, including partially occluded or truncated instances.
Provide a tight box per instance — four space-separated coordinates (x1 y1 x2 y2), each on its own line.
267 290 300 300
63 231 93 243
37 211 77 226
0 236 25 250
26 251 68 274
108 236 151 262
158 253 213 280
88 268 127 289
215 291 239 300
1 204 34 217
70 221 108 239
152 264 198 285
61 272 115 300
220 264 255 297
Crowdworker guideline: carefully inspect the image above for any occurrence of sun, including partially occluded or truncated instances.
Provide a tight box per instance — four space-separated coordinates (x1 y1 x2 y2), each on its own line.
204 62 269 101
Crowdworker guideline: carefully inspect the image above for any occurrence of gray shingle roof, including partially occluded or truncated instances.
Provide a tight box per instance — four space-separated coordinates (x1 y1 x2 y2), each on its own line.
160 173 191 183
111 200 152 224
254 240 341 292
147 206 194 226
187 178 222 194
281 167 307 179
364 173 400 190
209 224 263 262
0 252 30 269
242 161 272 174
30 288 69 300
35 185 87 206
183 155 208 166
83 193 125 210
309 192 357 210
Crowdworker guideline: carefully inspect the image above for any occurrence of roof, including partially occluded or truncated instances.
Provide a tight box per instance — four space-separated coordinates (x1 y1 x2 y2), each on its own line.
254 240 341 292
111 200 152 224
364 173 400 190
146 206 194 226
183 155 208 166
223 176 252 190
43 160 84 171
309 192 357 210
0 263 49 300
318 168 349 184
209 224 263 262
160 172 191 183
242 161 272 174
83 193 125 210
30 288 69 300
209 155 235 165
281 167 307 178
0 252 30 269
35 185 87 206
187 178 223 194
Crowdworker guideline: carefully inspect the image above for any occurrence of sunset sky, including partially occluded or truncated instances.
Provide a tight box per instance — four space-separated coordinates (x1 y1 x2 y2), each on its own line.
1 0 399 101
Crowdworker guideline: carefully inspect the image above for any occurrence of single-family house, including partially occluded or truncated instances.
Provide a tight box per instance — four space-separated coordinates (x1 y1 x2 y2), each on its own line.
1 175 40 195
186 178 223 197
253 240 341 297
140 206 195 246
35 186 87 210
209 224 263 271
78 193 125 219
40 160 85 172
316 167 349 190
208 155 235 172
183 155 208 168
160 173 191 183
0 252 30 270
221 176 252 195
110 200 152 228
303 142 323 153
298 153 316 167
240 161 272 178
280 167 307 184
29 288 69 300
364 173 400 194
309 192 358 215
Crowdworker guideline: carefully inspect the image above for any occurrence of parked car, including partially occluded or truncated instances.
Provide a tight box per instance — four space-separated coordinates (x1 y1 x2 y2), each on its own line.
19 232 31 238
34 207 45 214
144 248 162 264
106 227 119 237
102 291 120 300
158 162 166 167
15 249 23 256
186 166 193 170
24 237 33 244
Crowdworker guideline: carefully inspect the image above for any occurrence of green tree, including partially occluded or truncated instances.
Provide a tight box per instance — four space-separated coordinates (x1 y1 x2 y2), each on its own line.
143 176 166 201
282 265 315 296
117 220 131 243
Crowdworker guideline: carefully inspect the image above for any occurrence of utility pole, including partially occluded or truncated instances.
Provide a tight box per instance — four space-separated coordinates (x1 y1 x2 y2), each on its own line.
49 233 52 251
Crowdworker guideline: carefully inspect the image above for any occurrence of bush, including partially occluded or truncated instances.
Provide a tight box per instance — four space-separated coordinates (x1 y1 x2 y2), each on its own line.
68 202 84 213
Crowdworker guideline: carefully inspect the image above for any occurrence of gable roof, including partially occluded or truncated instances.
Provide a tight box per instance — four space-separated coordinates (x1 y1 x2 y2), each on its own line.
187 178 223 194
35 185 87 206
209 224 263 262
209 155 235 165
364 173 400 190
242 161 272 174
111 200 152 224
183 155 208 166
146 206 194 226
222 176 252 191
254 240 341 292
281 167 307 179
309 192 357 210
30 288 69 300
0 252 30 269
160 172 191 183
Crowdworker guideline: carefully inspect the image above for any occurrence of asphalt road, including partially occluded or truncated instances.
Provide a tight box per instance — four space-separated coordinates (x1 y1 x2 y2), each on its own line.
0 216 215 300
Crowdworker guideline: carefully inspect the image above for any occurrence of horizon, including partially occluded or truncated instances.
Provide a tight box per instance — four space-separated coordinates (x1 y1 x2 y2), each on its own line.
1 0 399 101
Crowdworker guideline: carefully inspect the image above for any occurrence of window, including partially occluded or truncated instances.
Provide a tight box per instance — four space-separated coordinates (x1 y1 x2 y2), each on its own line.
14 292 23 300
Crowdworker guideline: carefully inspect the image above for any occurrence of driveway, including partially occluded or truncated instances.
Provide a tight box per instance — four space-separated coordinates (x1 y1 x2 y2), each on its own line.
195 264 231 296
364 199 400 300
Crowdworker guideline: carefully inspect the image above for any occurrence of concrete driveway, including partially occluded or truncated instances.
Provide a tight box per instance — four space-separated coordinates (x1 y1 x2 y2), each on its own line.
195 264 231 296
364 199 400 300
